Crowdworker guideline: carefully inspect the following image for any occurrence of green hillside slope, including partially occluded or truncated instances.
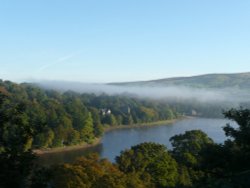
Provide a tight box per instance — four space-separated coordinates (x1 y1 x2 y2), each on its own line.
110 72 250 89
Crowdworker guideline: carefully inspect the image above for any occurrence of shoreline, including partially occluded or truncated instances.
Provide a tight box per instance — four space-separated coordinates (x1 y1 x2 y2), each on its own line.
34 117 187 155
34 138 102 155
103 118 184 132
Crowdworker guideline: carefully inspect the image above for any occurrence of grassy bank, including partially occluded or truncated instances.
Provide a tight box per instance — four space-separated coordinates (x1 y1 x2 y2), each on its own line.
34 137 102 155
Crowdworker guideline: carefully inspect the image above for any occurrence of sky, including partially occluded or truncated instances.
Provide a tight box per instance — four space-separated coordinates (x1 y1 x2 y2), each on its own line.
0 0 250 83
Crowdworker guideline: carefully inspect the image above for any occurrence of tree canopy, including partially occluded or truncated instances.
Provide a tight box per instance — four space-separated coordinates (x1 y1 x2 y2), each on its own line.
1 79 250 187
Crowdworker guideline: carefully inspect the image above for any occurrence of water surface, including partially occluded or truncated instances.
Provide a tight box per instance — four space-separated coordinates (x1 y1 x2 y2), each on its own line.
38 118 236 165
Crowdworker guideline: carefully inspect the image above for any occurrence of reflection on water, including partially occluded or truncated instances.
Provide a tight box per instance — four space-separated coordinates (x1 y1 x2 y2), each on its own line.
38 118 236 165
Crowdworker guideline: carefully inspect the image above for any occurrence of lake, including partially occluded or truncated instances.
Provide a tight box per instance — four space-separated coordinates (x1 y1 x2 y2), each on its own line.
38 118 236 166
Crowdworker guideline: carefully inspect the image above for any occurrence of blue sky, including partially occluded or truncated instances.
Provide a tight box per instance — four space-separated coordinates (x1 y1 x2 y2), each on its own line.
0 0 250 83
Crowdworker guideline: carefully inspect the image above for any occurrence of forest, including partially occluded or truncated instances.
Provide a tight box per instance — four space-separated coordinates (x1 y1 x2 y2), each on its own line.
0 79 228 151
0 80 180 149
1 79 250 187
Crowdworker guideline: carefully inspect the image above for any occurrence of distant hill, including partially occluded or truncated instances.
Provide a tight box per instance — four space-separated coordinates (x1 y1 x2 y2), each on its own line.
110 72 250 89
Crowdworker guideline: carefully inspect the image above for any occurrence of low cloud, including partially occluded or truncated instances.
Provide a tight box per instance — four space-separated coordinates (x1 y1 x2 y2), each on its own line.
36 80 250 104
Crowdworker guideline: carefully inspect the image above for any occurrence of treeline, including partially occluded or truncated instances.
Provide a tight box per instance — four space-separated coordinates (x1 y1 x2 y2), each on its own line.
30 109 250 188
167 99 236 118
1 100 249 187
0 80 178 149
1 82 250 187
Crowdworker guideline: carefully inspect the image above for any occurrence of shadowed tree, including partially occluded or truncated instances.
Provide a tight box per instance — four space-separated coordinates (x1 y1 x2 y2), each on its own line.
170 130 214 167
116 142 178 187
0 93 35 188
170 130 214 186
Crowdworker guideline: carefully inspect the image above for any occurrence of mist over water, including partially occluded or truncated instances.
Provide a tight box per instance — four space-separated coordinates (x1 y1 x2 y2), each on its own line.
36 80 250 104
35 80 244 165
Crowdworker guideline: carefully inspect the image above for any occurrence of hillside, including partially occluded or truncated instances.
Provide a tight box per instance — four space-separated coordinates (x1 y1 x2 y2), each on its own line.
110 72 250 89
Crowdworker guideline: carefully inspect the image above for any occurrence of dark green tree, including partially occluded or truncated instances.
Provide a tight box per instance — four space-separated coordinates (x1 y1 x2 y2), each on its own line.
170 130 214 167
116 142 178 187
0 94 35 187
81 112 95 143
170 130 214 186
222 108 250 187
196 108 250 187
89 107 104 137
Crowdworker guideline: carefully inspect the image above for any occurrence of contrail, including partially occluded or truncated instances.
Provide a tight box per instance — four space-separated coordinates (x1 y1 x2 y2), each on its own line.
38 54 74 72
36 51 81 73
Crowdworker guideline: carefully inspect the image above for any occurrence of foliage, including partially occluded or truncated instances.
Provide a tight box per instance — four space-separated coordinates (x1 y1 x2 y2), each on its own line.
0 93 36 188
170 130 213 167
24 108 250 187
31 154 149 188
116 142 178 187
2 78 250 187
196 108 250 187
0 80 178 149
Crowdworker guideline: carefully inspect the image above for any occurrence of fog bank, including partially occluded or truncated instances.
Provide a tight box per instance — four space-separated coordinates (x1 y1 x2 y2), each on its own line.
34 80 250 104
